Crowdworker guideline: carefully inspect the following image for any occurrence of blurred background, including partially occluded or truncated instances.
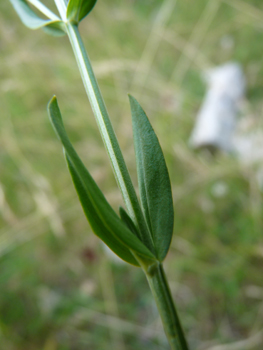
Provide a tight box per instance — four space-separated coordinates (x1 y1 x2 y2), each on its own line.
1 0 263 349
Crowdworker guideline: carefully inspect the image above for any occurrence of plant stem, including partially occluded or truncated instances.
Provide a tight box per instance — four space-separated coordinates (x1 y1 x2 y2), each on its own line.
27 0 60 20
145 263 189 350
65 23 155 253
62 19 188 350
54 0 67 21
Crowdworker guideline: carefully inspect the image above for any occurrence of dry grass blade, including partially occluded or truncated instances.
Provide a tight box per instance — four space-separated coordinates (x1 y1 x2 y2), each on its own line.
132 0 177 92
205 329 263 350
171 0 221 84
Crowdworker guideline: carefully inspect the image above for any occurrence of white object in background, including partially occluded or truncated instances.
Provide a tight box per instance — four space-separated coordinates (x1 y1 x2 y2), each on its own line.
189 62 246 151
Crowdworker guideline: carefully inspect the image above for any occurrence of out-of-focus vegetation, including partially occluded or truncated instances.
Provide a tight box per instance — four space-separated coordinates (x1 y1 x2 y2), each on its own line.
1 0 263 349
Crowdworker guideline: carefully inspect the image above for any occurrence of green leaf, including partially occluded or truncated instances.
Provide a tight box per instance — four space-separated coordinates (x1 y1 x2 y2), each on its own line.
66 156 139 266
67 0 97 22
48 96 156 264
42 22 66 37
129 95 174 262
119 207 141 240
9 0 66 36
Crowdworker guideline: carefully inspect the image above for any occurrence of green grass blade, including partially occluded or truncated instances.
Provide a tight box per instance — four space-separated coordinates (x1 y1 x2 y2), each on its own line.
9 0 65 35
129 95 174 261
48 96 156 262
66 0 97 22
66 156 139 266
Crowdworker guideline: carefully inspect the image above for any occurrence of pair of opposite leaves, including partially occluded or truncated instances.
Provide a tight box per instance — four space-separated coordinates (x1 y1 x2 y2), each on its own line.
48 96 174 266
9 0 98 35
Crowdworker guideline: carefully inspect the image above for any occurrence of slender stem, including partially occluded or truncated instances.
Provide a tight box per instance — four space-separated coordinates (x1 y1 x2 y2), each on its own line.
64 23 155 253
54 0 67 21
145 263 189 350
27 0 60 21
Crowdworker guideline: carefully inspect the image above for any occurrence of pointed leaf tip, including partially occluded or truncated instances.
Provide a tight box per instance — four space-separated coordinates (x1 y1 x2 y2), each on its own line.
129 95 174 261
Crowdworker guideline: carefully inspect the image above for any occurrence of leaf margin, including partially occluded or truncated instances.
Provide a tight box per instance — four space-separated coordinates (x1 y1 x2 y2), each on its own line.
129 95 174 262
66 154 140 266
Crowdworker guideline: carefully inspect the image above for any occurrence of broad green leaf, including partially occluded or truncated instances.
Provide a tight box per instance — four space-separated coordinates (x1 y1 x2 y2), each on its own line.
9 0 66 36
67 0 97 22
129 95 174 262
48 96 156 263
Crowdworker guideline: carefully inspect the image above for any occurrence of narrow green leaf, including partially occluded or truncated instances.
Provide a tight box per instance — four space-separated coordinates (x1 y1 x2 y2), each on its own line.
66 0 97 22
9 0 66 36
129 95 174 262
66 156 139 266
119 207 141 240
48 96 156 263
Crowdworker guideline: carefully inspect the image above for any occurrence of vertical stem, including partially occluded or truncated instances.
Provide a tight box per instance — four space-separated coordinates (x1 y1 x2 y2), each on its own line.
54 0 67 21
145 263 189 350
51 14 188 350
65 23 155 253
27 0 60 20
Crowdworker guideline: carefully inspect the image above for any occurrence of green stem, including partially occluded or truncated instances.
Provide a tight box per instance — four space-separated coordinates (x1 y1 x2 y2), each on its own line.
145 263 189 350
54 0 67 21
64 23 155 253
61 16 188 350
27 0 60 20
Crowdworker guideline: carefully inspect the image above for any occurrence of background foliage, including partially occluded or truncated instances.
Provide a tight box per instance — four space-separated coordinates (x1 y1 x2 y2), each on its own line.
1 0 263 349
